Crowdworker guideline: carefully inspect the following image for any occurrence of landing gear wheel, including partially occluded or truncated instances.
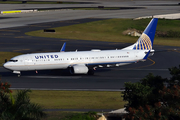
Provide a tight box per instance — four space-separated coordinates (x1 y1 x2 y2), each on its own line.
88 69 94 75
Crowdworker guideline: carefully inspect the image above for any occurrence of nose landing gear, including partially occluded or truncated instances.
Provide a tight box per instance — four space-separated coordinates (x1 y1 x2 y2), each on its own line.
12 71 21 77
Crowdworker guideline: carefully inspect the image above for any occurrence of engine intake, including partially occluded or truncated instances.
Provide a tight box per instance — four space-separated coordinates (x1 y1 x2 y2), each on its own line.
69 65 89 74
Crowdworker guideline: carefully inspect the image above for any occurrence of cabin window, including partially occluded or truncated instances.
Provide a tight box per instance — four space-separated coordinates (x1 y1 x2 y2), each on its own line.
9 60 18 62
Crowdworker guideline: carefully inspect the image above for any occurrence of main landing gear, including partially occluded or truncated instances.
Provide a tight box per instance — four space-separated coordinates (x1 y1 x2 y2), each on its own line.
88 69 94 75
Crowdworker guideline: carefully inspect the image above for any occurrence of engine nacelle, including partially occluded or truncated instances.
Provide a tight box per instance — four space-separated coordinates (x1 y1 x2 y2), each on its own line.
69 65 89 74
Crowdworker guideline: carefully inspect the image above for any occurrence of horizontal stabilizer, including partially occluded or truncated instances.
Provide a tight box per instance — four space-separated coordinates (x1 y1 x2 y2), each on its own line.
142 50 150 61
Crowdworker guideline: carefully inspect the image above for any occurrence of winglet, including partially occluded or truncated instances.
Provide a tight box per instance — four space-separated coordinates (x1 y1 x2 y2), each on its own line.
143 50 150 60
60 42 66 52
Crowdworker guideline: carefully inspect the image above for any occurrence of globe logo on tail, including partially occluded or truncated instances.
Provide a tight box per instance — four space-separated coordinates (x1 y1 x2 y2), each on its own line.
133 33 152 50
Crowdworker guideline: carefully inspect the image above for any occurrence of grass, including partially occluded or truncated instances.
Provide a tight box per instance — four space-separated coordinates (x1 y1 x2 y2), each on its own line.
26 18 180 47
10 90 124 120
18 90 125 110
42 111 98 120
42 111 81 120
0 52 21 66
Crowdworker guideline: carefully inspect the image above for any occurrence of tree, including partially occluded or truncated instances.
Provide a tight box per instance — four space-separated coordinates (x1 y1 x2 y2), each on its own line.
0 80 46 120
122 68 180 120
123 73 167 108
169 65 180 85
62 111 98 120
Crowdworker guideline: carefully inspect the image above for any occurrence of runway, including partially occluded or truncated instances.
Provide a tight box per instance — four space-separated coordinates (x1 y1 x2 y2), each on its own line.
0 1 180 90
0 66 172 90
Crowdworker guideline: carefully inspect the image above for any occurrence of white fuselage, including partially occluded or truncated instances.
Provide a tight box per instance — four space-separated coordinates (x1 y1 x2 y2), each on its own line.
3 49 148 72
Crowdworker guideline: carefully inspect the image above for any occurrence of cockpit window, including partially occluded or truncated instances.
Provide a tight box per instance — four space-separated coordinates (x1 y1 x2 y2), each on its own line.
9 60 18 62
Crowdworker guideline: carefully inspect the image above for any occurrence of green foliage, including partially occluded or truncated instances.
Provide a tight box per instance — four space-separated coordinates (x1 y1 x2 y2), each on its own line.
0 80 46 120
0 80 12 118
123 67 180 120
169 65 180 82
167 30 180 38
157 19 180 31
123 81 152 108
61 111 98 120
123 73 167 109
26 18 180 47
30 90 124 109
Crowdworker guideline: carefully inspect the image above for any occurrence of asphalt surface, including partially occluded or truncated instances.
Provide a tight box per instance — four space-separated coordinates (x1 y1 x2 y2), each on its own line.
0 18 180 90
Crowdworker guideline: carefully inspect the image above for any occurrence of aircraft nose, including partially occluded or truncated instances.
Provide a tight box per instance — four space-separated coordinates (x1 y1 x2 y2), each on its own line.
3 62 8 68
3 62 6 66
3 62 10 70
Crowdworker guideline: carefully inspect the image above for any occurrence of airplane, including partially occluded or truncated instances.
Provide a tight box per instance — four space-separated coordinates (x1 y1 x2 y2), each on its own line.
3 18 158 76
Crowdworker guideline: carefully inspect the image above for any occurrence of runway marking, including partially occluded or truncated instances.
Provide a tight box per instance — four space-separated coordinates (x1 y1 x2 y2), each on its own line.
14 36 27 38
0 42 21 45
13 49 30 51
98 77 144 80
60 40 69 41
0 29 20 32
109 43 125 45
59 21 80 23
0 33 14 35
23 49 30 50
29 25 52 27
123 58 156 70
0 36 16 38
173 49 180 54
13 50 22 51
114 69 168 71
24 76 82 79
141 58 155 68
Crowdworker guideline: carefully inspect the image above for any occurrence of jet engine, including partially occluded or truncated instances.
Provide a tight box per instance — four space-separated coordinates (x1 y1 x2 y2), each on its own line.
69 64 89 74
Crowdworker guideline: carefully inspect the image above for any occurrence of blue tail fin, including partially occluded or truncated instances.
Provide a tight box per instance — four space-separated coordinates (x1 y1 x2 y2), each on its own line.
133 18 158 50
60 42 66 52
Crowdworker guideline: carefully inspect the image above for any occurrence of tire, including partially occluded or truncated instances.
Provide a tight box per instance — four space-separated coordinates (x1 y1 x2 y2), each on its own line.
88 69 94 75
